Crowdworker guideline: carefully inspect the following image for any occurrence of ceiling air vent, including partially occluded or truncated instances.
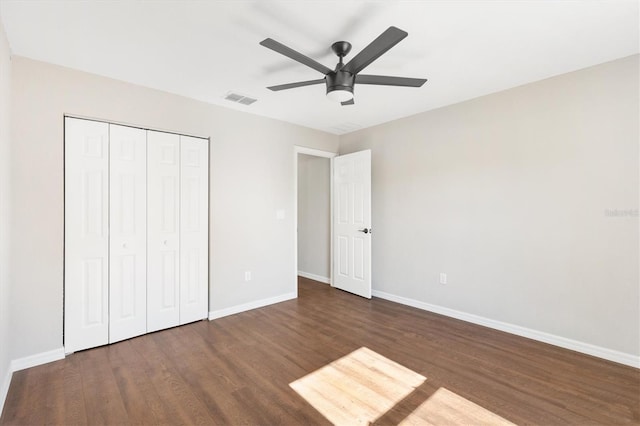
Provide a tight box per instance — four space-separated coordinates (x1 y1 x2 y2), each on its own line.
329 122 362 134
224 92 257 106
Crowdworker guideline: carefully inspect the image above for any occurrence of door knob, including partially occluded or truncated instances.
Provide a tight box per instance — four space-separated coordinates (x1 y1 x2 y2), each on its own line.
358 228 372 234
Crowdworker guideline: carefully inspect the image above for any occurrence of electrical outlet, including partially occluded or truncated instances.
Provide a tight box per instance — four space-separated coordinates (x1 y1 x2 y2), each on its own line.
245 271 252 282
439 273 447 285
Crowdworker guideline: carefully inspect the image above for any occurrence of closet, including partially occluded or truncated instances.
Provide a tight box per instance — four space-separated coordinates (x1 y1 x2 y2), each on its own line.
64 117 209 354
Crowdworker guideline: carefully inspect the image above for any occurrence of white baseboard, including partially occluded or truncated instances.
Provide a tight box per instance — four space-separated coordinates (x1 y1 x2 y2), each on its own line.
10 347 65 373
297 271 330 284
1 347 65 416
0 365 11 418
372 290 640 369
209 292 297 320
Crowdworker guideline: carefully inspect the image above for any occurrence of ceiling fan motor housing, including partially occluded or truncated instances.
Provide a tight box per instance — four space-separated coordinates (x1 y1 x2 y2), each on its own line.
326 70 355 96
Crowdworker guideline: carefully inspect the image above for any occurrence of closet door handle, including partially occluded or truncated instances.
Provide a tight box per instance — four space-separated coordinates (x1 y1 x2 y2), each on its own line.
358 228 371 234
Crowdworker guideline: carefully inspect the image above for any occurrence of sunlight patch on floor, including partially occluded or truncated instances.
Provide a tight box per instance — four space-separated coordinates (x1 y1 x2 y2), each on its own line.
399 387 515 425
289 347 426 425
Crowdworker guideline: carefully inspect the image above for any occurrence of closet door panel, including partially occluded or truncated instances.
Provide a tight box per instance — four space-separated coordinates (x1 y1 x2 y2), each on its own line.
109 124 147 343
179 136 209 324
64 117 109 353
147 131 181 332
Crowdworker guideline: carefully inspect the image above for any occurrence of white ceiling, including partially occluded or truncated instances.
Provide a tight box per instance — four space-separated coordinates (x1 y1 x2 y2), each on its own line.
1 0 638 135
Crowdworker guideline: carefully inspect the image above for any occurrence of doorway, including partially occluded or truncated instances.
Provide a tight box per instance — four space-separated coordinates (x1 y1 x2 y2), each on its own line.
294 147 337 294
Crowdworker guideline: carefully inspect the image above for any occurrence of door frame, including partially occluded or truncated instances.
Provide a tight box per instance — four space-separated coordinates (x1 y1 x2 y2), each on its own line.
293 146 338 297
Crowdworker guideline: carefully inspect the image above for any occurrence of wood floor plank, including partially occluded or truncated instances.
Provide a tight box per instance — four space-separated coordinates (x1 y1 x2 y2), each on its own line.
41 360 67 425
107 339 170 425
1 276 638 425
62 354 88 425
152 325 246 425
2 368 43 425
135 332 216 425
77 347 130 425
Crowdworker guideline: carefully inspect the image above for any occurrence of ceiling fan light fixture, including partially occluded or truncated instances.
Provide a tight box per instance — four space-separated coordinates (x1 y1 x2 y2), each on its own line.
261 26 425 106
326 70 355 102
326 87 354 102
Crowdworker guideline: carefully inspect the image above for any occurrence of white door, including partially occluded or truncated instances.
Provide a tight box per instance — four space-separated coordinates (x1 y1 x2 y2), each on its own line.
332 150 372 298
109 124 147 343
179 136 209 324
64 117 110 353
147 131 181 332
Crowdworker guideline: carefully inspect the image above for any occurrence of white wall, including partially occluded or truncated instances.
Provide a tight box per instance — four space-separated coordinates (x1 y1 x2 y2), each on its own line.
340 55 639 360
0 10 12 412
297 154 331 281
9 56 338 361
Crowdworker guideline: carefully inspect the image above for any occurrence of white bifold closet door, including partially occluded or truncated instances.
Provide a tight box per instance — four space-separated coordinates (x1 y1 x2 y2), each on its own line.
66 118 209 352
147 131 182 332
147 132 209 331
64 118 110 353
109 124 147 343
179 136 209 325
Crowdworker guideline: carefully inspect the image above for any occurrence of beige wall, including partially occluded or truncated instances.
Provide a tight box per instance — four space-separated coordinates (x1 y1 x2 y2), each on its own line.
297 154 331 280
340 55 639 357
5 49 639 368
10 56 339 360
0 11 12 409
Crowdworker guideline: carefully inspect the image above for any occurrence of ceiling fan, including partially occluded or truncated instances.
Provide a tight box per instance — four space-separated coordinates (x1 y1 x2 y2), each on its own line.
260 26 427 106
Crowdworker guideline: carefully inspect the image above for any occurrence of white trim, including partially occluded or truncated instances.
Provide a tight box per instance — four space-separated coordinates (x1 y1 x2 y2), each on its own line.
372 290 640 369
329 157 334 289
293 146 338 297
64 114 209 140
1 347 66 415
0 367 11 418
10 347 65 373
298 271 331 284
294 146 338 159
208 292 296 320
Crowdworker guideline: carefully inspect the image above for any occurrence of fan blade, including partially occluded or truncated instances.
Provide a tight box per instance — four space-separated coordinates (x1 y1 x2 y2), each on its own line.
356 74 427 87
341 26 408 74
267 79 326 91
260 38 333 75
341 99 355 106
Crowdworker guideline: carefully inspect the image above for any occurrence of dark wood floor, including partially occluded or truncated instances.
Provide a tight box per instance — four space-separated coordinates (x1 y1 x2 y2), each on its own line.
2 277 639 425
